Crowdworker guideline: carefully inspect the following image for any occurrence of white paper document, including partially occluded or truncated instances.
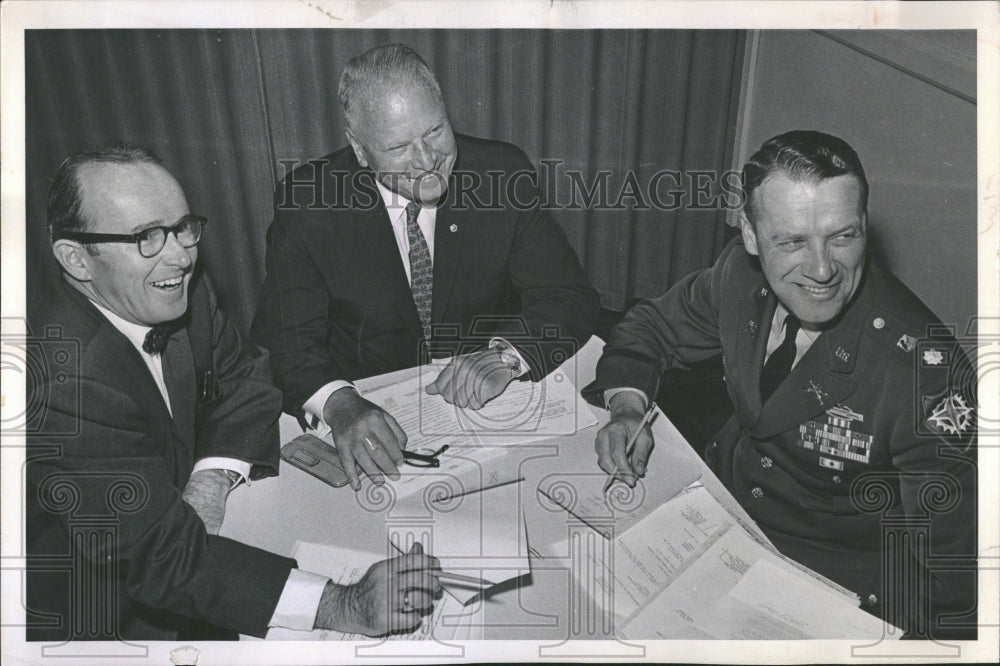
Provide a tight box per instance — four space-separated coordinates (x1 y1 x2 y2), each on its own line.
389 478 532 604
564 484 896 639
530 410 702 540
368 360 598 499
262 542 483 641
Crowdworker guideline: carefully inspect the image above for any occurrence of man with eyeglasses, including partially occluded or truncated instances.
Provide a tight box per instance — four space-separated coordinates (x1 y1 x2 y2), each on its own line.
26 145 442 641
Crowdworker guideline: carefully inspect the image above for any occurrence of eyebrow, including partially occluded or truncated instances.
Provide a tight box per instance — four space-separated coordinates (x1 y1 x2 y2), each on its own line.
769 222 864 243
130 220 167 234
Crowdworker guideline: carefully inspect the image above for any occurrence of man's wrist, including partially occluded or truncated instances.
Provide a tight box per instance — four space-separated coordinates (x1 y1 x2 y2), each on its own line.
606 388 648 417
315 580 363 633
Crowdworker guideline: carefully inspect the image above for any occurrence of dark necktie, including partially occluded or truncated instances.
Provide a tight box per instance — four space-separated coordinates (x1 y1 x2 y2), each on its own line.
143 324 177 354
760 314 800 402
406 201 433 340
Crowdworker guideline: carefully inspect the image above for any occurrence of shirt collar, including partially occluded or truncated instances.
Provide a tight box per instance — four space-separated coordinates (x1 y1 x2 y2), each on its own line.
88 299 152 354
771 301 821 344
374 180 435 225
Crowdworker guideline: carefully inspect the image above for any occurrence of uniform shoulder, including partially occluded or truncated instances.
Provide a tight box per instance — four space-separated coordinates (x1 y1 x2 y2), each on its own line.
868 262 945 334
862 261 955 364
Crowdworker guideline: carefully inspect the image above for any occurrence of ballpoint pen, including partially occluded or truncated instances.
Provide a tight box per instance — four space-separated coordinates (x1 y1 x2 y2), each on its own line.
603 404 658 494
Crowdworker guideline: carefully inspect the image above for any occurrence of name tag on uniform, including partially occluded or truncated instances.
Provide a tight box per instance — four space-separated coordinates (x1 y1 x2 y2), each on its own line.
797 404 874 466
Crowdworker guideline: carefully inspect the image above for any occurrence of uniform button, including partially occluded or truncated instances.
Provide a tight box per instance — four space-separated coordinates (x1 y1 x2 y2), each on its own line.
873 317 885 329
750 486 764 499
760 456 773 469
866 593 878 606
832 475 842 484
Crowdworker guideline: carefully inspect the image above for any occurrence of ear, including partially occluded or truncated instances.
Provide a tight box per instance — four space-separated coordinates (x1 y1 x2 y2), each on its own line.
52 240 94 282
739 212 760 256
344 127 370 169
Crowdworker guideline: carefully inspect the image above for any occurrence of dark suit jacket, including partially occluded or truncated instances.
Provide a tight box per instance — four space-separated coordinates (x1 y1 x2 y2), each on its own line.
583 239 977 639
26 272 294 641
252 134 599 414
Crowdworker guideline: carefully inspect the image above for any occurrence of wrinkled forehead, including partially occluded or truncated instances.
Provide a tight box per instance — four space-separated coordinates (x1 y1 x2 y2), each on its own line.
76 161 188 233
748 172 866 218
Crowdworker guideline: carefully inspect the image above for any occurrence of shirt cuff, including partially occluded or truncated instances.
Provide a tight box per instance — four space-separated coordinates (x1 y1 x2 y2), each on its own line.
268 568 330 631
302 380 356 438
603 387 649 411
191 457 252 488
488 337 531 378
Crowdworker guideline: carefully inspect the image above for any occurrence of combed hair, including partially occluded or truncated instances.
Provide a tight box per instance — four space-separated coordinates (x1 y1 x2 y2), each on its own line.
741 130 869 223
47 143 163 243
337 43 443 127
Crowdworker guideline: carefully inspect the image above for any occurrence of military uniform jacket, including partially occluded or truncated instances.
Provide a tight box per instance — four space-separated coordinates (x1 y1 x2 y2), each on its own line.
583 239 977 638
26 273 294 641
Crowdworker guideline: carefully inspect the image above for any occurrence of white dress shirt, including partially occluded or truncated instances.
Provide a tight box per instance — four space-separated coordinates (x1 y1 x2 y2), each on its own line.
90 299 326 631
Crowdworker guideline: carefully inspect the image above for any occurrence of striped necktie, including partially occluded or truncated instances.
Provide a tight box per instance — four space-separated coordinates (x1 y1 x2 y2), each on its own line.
405 201 433 340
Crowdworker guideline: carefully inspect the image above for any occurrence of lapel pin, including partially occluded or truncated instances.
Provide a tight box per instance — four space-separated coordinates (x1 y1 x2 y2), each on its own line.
449 224 458 233
742 320 757 337
760 287 768 297
835 346 850 363
804 380 829 406
896 334 916 352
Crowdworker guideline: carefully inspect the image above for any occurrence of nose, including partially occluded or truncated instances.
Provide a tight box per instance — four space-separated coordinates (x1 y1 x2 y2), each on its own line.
160 231 194 269
410 138 437 172
802 241 835 283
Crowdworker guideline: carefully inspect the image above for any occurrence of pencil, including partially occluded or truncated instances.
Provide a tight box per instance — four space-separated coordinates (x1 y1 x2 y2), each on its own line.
429 570 496 586
431 476 525 503
387 540 495 586
603 405 658 494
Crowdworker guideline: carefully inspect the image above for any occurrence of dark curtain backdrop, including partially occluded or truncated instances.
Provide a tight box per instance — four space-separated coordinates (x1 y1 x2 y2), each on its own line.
26 29 744 331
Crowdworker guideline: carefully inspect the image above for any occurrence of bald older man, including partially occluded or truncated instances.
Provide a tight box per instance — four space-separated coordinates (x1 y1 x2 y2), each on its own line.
252 43 598 491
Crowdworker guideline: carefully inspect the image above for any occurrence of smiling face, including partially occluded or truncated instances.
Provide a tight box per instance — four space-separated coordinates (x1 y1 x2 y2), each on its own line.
741 173 867 329
345 82 457 205
71 161 197 326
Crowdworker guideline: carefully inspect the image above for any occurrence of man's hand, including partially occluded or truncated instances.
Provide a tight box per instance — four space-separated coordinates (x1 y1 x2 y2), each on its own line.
324 388 406 490
314 543 442 636
182 469 233 535
593 391 654 487
425 349 517 410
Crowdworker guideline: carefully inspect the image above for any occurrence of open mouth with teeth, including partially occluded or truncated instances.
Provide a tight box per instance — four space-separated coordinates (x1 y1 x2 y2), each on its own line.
151 276 185 290
798 283 840 297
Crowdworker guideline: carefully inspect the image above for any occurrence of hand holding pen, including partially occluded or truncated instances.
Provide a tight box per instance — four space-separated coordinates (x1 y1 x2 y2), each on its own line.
595 392 658 491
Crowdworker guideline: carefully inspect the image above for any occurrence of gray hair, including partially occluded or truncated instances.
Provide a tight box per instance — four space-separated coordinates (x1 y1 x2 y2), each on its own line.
338 43 444 128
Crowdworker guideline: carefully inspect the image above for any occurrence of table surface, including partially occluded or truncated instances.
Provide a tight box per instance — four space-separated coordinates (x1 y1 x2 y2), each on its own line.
221 337 763 640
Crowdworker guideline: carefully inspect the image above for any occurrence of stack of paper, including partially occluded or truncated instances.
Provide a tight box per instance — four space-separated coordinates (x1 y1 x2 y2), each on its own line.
557 483 898 639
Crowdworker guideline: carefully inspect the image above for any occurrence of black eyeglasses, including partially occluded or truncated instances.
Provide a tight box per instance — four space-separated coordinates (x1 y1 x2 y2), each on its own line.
58 215 207 258
402 445 449 468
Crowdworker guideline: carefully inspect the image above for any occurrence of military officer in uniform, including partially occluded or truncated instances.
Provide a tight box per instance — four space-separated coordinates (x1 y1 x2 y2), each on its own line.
583 130 977 639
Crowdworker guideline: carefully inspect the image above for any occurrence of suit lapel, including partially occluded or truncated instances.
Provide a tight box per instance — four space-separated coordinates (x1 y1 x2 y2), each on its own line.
356 173 424 339
431 186 463 326
735 283 777 419
161 330 197 450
